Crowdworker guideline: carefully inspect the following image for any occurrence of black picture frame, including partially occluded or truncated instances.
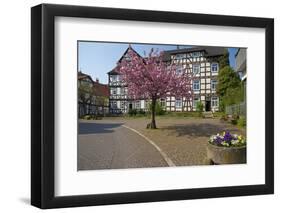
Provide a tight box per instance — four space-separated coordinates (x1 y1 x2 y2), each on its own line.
31 3 274 209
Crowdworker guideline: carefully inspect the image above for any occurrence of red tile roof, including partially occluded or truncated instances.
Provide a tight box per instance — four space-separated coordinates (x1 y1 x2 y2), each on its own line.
93 81 109 97
78 71 109 97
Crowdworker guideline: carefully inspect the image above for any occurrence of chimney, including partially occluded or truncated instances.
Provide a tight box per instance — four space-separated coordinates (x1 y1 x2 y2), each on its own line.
96 78 99 83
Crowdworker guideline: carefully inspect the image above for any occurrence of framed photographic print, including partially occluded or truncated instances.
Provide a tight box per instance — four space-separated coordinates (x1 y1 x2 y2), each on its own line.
31 3 274 209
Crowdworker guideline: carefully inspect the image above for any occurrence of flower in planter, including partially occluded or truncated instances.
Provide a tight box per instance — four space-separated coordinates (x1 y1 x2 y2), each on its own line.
208 132 246 147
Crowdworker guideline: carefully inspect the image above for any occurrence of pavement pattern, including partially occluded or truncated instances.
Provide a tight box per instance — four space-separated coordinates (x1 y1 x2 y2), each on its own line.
78 120 168 170
121 117 246 166
78 117 246 170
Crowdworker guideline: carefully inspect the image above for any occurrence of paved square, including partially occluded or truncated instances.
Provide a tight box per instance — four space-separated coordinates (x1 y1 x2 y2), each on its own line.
78 117 245 170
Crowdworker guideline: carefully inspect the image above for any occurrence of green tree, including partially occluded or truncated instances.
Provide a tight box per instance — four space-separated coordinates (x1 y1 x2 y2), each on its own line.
223 86 244 106
217 66 242 111
217 66 241 97
218 49 230 68
78 82 94 115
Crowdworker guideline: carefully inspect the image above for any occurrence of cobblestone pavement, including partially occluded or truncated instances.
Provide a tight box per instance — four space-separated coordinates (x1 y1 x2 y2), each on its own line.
103 117 246 167
78 117 246 170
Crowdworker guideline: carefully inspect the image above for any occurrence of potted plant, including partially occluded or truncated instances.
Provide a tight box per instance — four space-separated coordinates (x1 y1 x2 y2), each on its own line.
207 132 246 164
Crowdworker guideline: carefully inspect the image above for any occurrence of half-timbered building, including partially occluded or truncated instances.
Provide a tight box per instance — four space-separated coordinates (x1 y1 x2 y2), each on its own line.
78 71 109 117
107 46 147 114
108 46 225 114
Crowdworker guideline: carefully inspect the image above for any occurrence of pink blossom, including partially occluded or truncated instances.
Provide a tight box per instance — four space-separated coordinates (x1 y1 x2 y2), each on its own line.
118 48 193 100
116 48 194 128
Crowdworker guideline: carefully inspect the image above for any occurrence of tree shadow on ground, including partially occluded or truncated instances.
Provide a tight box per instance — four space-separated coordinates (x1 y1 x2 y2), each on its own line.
161 122 241 137
79 122 124 134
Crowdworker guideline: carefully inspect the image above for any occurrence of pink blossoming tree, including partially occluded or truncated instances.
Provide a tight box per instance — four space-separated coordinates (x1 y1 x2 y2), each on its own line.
118 48 193 129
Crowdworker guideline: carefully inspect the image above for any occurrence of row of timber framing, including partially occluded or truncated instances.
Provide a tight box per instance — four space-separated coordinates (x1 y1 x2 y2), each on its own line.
108 45 224 114
78 71 110 117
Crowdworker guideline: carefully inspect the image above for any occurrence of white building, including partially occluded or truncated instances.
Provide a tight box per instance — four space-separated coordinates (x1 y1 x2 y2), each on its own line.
108 46 225 114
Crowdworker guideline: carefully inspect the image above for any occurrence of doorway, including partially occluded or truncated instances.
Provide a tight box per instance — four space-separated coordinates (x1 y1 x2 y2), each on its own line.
205 101 211 111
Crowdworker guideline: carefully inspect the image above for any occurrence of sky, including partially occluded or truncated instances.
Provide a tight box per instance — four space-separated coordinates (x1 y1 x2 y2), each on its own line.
78 41 238 84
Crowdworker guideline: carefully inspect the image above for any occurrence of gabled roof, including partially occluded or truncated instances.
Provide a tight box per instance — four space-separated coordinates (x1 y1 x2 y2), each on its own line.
107 67 119 75
164 46 225 56
164 47 204 54
78 71 94 82
163 46 226 61
203 46 226 57
108 45 227 73
78 71 109 97
108 45 143 75
117 44 142 63
93 82 110 97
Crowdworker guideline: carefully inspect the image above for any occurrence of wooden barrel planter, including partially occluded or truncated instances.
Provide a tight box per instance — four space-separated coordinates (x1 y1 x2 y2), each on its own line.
207 143 246 165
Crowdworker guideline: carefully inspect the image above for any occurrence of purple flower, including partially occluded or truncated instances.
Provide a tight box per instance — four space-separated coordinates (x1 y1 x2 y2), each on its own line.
215 136 223 145
223 132 232 144
209 132 246 147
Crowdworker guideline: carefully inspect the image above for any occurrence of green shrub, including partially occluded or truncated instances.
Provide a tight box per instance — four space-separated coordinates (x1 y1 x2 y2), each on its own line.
196 101 204 112
148 101 165 115
83 115 91 120
238 116 246 127
213 112 225 118
224 87 244 107
128 109 137 116
137 109 146 115
219 99 225 111
156 103 165 115
231 119 238 125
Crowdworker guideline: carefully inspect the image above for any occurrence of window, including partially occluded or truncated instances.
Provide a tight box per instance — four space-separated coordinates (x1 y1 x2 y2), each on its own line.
123 53 131 61
211 97 219 107
211 63 219 72
160 98 166 107
211 79 217 90
111 75 117 82
175 98 182 108
193 79 200 90
176 65 183 75
192 64 200 74
111 101 117 108
135 101 141 109
193 97 200 108
111 88 117 95
192 52 200 57
175 54 185 60
120 87 125 95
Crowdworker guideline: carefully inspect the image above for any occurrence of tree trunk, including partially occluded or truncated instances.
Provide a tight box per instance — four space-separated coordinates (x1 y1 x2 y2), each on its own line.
150 98 157 129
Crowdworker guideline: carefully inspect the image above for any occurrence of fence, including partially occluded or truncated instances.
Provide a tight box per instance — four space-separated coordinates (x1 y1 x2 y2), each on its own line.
225 102 246 116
